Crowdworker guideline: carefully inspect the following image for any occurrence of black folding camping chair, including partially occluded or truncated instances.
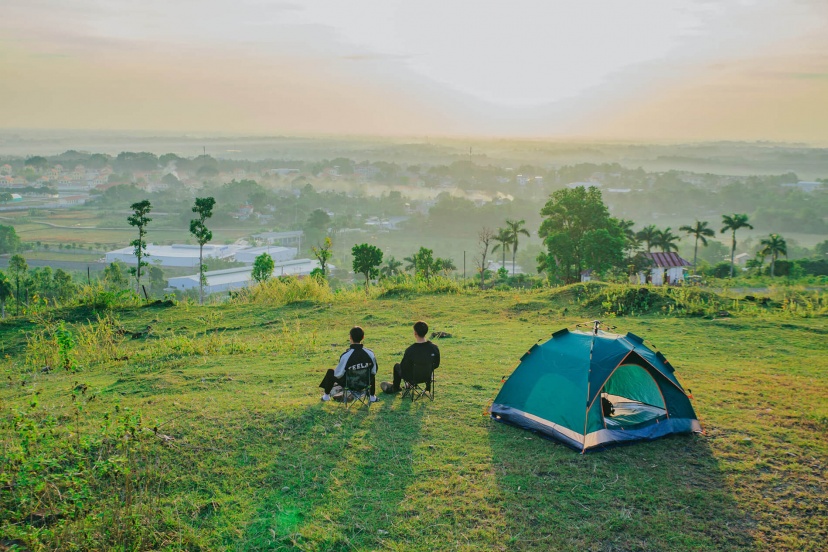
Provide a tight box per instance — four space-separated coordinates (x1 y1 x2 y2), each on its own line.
342 365 372 409
401 360 435 402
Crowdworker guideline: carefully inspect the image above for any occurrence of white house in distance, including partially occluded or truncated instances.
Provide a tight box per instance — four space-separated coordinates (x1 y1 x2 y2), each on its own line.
633 252 692 285
251 231 303 248
487 260 524 275
167 259 324 295
234 245 297 264
105 244 240 268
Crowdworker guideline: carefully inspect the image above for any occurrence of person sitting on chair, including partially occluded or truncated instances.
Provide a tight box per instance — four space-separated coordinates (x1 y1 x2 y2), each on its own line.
319 326 378 402
381 320 440 395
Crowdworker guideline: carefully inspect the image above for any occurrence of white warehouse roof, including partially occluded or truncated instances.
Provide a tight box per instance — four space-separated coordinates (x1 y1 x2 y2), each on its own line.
105 243 240 268
167 258 326 295
234 245 297 264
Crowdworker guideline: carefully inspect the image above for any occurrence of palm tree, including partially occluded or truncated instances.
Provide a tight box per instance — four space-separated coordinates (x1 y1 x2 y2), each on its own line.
403 255 418 274
679 220 715 274
721 214 753 278
491 228 513 273
504 219 531 275
435 257 456 276
653 227 680 253
381 256 403 278
618 219 638 253
635 224 658 252
759 233 787 277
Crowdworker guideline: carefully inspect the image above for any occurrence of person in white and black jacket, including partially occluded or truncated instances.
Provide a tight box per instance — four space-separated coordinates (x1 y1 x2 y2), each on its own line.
381 320 440 394
319 326 378 402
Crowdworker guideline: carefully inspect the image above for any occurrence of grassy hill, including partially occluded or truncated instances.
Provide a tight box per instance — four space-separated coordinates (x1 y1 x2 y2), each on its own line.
1 283 826 551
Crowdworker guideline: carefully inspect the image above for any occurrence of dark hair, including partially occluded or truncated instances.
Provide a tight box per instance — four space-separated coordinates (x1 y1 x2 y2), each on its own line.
350 326 364 343
413 321 428 338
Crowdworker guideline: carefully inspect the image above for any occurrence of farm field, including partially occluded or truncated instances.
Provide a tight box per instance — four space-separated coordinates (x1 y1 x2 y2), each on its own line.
1 208 260 253
1 287 826 551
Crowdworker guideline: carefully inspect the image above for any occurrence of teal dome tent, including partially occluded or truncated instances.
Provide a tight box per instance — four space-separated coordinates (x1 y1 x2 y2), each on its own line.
490 323 701 452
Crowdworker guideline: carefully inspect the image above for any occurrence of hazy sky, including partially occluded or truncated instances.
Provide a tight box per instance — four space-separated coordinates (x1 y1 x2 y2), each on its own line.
2 0 827 142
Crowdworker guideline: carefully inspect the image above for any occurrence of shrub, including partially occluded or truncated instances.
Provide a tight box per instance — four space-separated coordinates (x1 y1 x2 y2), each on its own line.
231 275 334 306
709 262 733 279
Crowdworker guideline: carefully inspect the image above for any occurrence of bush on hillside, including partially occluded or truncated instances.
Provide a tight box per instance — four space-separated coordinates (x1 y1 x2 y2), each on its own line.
231 275 335 306
709 262 733 278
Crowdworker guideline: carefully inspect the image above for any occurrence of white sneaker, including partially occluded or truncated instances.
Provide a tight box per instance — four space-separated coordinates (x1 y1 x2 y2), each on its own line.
369 395 378 403
321 393 331 401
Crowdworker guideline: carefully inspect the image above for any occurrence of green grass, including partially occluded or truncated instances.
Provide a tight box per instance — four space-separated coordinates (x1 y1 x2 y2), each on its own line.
1 287 826 550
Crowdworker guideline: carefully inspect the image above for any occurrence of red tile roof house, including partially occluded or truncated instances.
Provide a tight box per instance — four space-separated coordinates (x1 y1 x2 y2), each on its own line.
633 252 692 286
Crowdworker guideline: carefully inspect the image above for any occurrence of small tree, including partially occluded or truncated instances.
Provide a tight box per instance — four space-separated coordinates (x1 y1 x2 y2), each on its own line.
189 197 216 305
403 255 418 274
412 247 436 282
127 200 152 295
311 236 333 277
0 271 12 318
434 257 456 276
380 257 402 279
148 265 166 295
252 253 275 283
352 243 383 288
103 262 128 290
8 254 27 316
0 224 21 255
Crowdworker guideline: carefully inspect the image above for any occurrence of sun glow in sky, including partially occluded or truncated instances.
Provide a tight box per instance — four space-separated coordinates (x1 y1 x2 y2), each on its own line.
2 0 827 141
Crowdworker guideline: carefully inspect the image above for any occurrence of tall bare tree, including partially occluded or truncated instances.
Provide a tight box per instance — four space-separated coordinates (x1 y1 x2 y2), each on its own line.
476 227 495 288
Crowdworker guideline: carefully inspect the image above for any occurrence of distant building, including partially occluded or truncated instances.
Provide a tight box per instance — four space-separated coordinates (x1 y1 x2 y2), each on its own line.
167 259 324 295
633 252 691 286
781 181 823 193
364 216 408 231
105 243 240 268
57 195 87 205
487 260 524 275
234 245 297 264
265 168 300 176
251 231 303 248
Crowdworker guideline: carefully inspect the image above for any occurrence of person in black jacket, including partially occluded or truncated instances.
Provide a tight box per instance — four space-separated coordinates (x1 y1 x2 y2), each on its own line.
319 326 378 402
381 321 440 394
